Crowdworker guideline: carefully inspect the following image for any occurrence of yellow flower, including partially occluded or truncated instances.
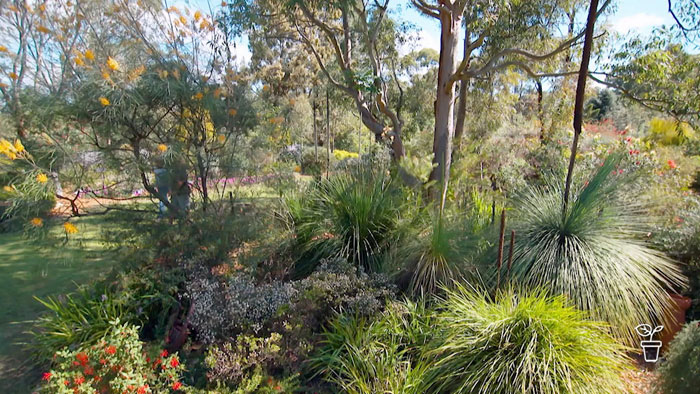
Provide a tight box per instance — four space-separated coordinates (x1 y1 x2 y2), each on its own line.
179 15 187 25
0 82 7 89
101 71 111 80
199 20 210 30
194 10 202 21
3 186 13 193
63 222 79 234
106 56 120 71
172 69 180 80
38 4 46 12
221 1 227 6
36 173 48 183
74 56 85 66
0 46 7 52
99 97 110 106
158 69 169 79
228 108 237 116
289 98 296 106
37 25 51 34
84 49 95 61
157 144 168 153
217 134 226 143
293 165 301 173
193 92 204 100
262 84 270 92
30 217 43 227
9 72 18 80
13 139 24 153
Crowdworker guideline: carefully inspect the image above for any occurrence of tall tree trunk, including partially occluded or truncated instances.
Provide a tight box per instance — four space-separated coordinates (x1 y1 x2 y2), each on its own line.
313 98 318 161
536 80 545 141
563 0 599 213
326 89 331 178
429 10 462 207
454 27 471 151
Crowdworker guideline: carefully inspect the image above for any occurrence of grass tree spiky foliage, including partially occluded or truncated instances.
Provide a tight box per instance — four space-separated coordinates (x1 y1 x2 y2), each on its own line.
285 171 403 276
504 154 686 345
424 285 630 394
396 211 486 296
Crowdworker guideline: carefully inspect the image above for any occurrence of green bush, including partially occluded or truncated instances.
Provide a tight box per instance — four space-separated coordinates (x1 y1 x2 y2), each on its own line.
655 321 700 394
503 155 686 344
309 302 431 394
423 286 630 394
312 287 629 394
392 211 486 295
30 285 138 361
286 170 404 275
39 322 187 393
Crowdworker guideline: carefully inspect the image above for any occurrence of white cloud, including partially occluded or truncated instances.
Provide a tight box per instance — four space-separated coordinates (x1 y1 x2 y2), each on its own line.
612 13 665 33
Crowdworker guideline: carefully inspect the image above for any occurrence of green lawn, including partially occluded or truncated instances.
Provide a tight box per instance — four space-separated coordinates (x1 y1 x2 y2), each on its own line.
0 216 119 392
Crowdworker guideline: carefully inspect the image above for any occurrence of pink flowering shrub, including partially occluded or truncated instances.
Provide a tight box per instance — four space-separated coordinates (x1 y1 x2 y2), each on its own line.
40 322 186 393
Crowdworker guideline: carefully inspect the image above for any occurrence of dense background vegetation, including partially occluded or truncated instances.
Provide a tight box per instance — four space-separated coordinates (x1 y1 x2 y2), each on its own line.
1 0 700 393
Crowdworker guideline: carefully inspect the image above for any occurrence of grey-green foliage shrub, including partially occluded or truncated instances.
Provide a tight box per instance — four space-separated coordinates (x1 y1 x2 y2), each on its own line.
187 259 394 345
502 154 686 345
653 197 700 320
187 273 296 343
312 286 630 394
655 321 700 394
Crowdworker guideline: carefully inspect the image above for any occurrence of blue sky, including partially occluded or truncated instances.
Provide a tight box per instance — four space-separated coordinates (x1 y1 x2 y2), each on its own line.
186 0 678 63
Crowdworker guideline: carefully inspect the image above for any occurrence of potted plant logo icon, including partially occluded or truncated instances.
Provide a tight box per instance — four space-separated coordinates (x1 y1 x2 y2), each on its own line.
635 324 664 362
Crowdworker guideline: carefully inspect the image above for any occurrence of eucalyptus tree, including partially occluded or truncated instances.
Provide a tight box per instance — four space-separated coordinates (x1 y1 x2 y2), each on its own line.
224 0 411 160
411 0 612 204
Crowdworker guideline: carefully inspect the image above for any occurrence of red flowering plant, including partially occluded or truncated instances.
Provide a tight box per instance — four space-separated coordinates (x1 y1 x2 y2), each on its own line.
40 321 186 393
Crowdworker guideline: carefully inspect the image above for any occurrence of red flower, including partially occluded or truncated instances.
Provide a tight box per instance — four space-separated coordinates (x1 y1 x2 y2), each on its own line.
74 376 85 385
137 385 148 394
76 352 89 365
42 372 52 381
169 357 179 368
668 159 677 169
274 385 282 391
105 345 117 355
64 380 70 386
84 366 94 375
99 358 107 365
172 382 182 390
73 361 80 366
160 349 168 358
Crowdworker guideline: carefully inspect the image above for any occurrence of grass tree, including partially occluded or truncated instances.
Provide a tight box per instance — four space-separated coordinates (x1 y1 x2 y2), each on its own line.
504 155 687 345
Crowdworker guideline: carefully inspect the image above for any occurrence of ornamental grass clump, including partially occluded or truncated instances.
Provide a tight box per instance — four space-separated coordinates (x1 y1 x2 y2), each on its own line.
423 285 630 394
504 154 686 345
286 170 403 276
312 286 628 394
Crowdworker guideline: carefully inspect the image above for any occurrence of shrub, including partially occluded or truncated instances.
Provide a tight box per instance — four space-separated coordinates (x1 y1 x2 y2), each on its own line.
187 273 296 343
205 333 283 387
39 322 187 393
652 198 700 320
312 287 629 394
309 304 430 394
286 171 404 275
503 155 686 344
655 321 700 394
31 285 137 361
423 286 630 394
393 211 487 295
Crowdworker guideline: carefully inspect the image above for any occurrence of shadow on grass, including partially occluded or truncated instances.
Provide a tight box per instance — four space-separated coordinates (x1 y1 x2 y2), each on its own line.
0 215 122 393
